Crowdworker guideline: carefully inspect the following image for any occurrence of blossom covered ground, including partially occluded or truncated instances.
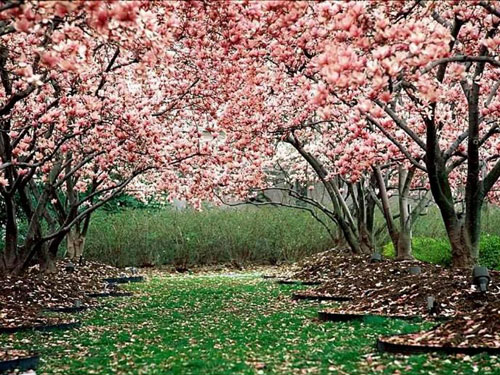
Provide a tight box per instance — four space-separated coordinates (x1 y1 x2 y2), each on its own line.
1 272 499 375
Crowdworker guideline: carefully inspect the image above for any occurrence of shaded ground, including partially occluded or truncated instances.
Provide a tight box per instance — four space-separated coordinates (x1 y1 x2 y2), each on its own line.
1 272 499 374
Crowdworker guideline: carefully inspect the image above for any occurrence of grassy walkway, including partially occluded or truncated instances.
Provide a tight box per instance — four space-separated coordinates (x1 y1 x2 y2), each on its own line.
2 273 499 374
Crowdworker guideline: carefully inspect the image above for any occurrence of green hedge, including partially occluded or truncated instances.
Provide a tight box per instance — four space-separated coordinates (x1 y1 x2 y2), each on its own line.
478 234 500 270
84 206 334 268
382 234 500 270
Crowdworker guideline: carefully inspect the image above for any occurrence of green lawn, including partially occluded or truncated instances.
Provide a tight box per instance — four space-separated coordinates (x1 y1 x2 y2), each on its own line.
2 273 500 374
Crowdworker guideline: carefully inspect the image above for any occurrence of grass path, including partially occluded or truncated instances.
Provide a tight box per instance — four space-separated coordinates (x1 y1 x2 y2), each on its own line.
1 273 499 374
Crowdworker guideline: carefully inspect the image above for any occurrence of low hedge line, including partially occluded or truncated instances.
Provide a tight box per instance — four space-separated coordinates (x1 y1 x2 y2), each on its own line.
84 206 334 268
382 234 500 270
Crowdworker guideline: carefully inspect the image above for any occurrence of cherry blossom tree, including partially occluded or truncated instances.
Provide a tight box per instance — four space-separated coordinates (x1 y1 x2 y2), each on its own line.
310 0 500 267
4 0 500 274
207 0 500 267
190 1 431 259
0 0 218 274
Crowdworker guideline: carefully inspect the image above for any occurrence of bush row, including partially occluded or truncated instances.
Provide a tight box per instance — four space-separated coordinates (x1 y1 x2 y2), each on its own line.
382 234 500 270
84 206 334 268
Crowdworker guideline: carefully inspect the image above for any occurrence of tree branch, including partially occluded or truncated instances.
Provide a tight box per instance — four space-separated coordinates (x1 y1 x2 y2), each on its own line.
423 55 500 74
374 99 427 150
153 78 201 117
365 114 427 171
483 158 500 196
480 1 500 19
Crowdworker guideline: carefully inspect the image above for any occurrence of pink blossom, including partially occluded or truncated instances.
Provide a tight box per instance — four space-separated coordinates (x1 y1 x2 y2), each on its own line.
14 19 32 33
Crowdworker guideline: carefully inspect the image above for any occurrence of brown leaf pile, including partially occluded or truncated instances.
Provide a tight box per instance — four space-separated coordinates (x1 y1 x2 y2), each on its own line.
381 302 500 349
289 249 500 349
0 261 131 329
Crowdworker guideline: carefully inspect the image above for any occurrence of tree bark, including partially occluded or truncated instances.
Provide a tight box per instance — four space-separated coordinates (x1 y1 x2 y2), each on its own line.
39 243 57 274
462 58 484 266
66 228 86 261
358 224 374 254
373 166 415 260
396 227 413 260
1 194 18 273
373 166 400 254
446 220 475 268
355 181 375 253
422 21 493 268
396 166 414 260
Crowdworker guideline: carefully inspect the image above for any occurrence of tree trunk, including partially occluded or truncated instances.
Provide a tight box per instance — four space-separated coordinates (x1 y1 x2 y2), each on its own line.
445 220 476 268
358 224 374 254
336 218 362 254
67 228 86 261
428 172 477 267
396 169 414 260
1 195 18 273
356 181 375 254
373 167 400 255
331 225 348 249
39 244 58 274
366 189 376 239
285 135 363 254
396 228 413 260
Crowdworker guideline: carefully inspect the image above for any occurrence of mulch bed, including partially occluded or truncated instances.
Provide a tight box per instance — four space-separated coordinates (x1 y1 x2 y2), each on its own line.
305 258 443 302
290 249 500 351
377 302 500 355
0 260 132 331
255 249 358 282
290 250 499 319
290 248 368 281
0 350 39 372
314 266 499 319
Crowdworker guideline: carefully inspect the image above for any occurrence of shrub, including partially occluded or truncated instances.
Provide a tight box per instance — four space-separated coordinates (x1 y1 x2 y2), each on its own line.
84 206 334 268
382 235 500 270
478 234 500 270
382 237 452 266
